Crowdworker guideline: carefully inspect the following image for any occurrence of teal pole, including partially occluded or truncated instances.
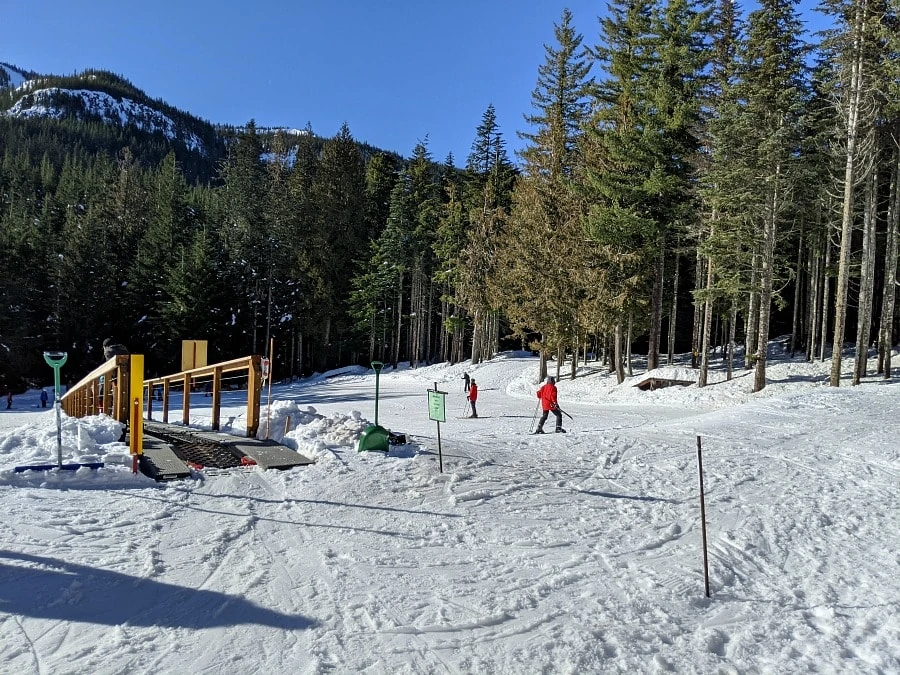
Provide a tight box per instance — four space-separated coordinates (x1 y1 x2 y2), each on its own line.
43 351 68 468
371 361 384 425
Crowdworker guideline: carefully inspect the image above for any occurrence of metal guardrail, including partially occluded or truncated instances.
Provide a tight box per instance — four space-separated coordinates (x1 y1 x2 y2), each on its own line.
143 356 263 437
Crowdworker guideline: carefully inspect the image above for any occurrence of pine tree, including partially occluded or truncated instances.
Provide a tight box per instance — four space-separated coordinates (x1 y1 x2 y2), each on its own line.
821 0 889 385
309 123 367 369
497 8 594 380
730 0 808 392
219 121 267 354
581 0 662 376
459 105 517 364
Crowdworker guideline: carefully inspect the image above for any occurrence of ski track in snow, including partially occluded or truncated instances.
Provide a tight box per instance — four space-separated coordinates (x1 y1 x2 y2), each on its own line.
0 352 898 673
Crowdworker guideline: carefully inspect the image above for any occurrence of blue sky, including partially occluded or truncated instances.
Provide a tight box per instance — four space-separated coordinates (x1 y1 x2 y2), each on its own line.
5 0 829 164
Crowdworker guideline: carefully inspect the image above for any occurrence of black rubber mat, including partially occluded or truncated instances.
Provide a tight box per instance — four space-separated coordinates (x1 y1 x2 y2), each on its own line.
143 423 245 469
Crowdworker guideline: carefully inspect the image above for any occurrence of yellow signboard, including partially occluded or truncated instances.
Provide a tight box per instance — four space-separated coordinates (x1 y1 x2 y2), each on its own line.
181 340 208 371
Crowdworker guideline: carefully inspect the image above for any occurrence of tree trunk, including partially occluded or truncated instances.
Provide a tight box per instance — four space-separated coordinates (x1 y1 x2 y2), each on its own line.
806 233 822 362
853 167 878 384
754 173 780 394
538 344 548 382
745 255 760 370
668 245 680 365
691 250 703 368
392 271 403 369
698 248 715 388
879 149 900 379
819 236 832 362
727 301 737 380
790 231 804 357
614 322 625 384
626 314 633 377
830 0 868 386
647 246 665 371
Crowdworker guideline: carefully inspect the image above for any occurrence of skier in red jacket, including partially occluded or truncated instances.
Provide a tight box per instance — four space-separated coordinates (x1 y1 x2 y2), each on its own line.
468 379 478 418
534 376 564 434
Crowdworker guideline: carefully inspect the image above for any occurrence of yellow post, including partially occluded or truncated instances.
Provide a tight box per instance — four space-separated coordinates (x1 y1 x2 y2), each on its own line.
246 356 262 438
211 366 222 431
182 372 191 426
129 355 144 471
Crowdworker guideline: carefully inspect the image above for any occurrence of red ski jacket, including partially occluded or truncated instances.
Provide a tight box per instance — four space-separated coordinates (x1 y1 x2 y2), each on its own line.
468 384 478 402
537 382 558 411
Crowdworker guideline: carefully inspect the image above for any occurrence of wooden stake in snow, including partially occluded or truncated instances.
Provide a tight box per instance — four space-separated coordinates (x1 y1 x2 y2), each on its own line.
697 435 711 597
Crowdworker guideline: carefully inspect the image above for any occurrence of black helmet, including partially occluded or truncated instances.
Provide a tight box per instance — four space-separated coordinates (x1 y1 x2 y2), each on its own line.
546 376 555 384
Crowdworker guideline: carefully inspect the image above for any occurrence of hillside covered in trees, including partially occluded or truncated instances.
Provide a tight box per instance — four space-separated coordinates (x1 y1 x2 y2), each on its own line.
0 0 898 394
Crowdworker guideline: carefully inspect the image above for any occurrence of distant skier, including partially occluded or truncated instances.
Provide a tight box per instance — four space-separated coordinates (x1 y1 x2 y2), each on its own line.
40 389 48 408
463 372 471 392
6 390 12 410
468 379 478 418
534 376 564 434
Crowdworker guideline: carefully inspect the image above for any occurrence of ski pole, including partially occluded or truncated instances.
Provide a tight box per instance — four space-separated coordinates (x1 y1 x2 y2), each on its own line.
556 406 574 421
529 401 540 433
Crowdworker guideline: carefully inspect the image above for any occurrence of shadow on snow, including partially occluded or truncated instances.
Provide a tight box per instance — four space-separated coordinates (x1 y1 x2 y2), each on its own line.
0 550 318 630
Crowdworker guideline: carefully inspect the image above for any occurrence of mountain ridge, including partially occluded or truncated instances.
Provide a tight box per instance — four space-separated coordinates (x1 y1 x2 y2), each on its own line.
0 61 404 182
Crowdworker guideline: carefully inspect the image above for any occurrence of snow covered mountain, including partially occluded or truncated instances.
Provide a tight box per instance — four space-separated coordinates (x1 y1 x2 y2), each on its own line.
0 63 217 157
5 86 206 153
0 63 30 90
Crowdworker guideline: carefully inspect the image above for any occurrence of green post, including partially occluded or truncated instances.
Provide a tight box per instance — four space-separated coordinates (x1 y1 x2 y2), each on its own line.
371 360 384 425
43 351 68 468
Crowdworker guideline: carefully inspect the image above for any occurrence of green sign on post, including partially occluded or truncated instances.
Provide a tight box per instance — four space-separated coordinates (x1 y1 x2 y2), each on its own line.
43 351 68 468
427 389 446 423
429 383 448 473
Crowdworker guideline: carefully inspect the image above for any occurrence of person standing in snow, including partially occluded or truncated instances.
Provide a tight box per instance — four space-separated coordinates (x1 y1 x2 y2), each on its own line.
468 379 478 418
6 390 12 410
463 372 471 392
40 389 48 408
534 376 564 434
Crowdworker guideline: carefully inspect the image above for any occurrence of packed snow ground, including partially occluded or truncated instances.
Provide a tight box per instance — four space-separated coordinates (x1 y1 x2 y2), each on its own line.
0 348 898 674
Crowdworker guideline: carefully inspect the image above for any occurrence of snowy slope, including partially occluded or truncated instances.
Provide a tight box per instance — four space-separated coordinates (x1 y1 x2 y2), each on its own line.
4 86 205 152
0 352 897 674
0 63 28 90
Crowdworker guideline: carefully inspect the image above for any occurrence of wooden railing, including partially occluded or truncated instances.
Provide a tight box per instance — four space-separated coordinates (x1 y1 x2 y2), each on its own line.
143 356 263 437
61 354 134 423
58 353 145 461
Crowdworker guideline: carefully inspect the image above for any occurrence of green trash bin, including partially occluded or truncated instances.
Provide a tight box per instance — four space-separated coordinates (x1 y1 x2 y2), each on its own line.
358 424 390 452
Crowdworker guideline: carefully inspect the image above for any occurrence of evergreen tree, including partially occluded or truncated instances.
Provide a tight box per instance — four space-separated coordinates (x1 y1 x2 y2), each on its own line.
497 8 594 379
219 121 267 354
459 105 517 363
309 123 367 369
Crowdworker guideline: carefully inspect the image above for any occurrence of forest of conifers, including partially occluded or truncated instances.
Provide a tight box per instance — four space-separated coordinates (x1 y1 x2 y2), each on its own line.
0 0 898 394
